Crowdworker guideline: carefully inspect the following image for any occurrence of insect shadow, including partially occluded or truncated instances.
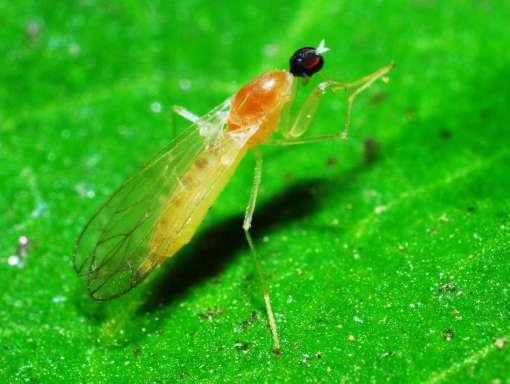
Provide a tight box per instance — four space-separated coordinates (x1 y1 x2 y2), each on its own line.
138 146 379 314
72 149 378 340
138 178 326 314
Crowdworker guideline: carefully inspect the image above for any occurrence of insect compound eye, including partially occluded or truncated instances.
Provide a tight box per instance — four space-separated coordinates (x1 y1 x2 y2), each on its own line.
289 47 324 77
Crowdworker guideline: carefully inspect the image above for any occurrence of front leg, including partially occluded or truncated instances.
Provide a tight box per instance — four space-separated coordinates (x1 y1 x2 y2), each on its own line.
279 63 394 143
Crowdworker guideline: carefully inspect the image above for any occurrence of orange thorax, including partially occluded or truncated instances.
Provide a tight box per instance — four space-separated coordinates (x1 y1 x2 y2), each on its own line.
228 71 294 146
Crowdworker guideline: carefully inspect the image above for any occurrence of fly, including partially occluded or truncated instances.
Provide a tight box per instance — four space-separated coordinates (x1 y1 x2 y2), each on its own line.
74 40 394 356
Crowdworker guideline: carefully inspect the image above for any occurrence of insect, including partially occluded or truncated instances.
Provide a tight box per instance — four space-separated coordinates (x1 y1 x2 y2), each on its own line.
74 40 393 355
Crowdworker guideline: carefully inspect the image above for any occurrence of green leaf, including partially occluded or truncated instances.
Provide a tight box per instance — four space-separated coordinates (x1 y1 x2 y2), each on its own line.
1 1 509 382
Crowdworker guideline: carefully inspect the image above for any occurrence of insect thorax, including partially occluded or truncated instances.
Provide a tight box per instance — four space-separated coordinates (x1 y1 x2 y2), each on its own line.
228 71 294 147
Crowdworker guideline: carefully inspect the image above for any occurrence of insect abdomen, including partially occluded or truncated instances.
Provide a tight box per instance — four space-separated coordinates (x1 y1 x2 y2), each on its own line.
136 141 248 278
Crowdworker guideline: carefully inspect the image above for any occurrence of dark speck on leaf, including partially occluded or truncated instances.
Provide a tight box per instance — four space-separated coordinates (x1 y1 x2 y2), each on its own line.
439 129 452 140
241 311 258 331
404 107 416 120
325 156 338 167
370 91 387 105
364 138 379 162
443 328 454 341
197 308 224 321
180 371 190 379
133 345 142 357
25 20 41 44
467 206 476 213
480 109 489 120
439 281 456 293
234 341 251 352
283 172 294 182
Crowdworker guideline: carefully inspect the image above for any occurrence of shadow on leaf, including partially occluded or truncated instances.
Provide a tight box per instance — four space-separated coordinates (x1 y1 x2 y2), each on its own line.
138 179 325 313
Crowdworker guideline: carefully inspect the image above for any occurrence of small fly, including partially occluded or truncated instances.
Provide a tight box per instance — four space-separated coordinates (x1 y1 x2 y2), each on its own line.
74 40 394 356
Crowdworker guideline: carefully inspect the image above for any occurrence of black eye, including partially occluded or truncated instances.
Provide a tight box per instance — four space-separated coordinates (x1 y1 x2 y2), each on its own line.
289 47 324 77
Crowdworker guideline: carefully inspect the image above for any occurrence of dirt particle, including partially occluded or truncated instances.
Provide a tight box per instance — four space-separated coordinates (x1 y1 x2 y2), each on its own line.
427 226 438 236
325 156 338 167
442 328 454 341
133 345 142 357
364 137 379 162
404 107 416 120
234 341 251 353
494 337 506 350
180 371 190 379
241 311 258 331
197 307 224 321
439 281 456 293
370 91 387 105
25 20 41 44
439 213 449 223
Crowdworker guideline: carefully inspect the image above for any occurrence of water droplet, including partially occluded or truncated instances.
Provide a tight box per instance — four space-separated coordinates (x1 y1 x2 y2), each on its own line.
263 44 279 58
31 201 48 217
179 79 191 90
75 183 96 199
7 255 20 266
150 101 162 114
19 235 29 246
68 42 80 56
52 295 66 304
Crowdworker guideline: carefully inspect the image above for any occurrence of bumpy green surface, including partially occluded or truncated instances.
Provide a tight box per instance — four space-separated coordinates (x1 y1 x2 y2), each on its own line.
1 2 509 383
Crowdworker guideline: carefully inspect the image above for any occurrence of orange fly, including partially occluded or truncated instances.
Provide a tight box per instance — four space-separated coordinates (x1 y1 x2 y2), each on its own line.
74 40 394 355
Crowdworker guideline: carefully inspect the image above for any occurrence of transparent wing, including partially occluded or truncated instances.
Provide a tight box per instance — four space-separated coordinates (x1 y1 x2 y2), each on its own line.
74 98 238 300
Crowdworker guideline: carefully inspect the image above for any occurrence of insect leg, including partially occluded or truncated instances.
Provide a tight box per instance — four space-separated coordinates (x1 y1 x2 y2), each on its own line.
172 105 203 124
334 63 394 140
265 133 353 146
280 63 394 141
243 149 281 356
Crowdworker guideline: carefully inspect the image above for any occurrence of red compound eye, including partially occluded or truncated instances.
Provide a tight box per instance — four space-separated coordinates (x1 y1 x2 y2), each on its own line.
289 47 324 77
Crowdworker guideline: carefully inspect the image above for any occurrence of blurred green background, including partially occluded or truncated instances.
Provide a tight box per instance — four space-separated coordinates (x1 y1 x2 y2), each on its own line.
1 1 509 383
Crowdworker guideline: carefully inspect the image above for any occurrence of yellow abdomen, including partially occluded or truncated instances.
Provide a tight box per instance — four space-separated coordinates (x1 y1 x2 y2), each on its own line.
137 138 248 277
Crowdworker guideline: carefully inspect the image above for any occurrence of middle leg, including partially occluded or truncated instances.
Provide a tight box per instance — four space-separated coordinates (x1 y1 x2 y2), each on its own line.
243 148 281 357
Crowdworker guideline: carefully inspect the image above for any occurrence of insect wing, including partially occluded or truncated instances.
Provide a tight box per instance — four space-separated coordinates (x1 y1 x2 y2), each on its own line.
74 99 231 300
